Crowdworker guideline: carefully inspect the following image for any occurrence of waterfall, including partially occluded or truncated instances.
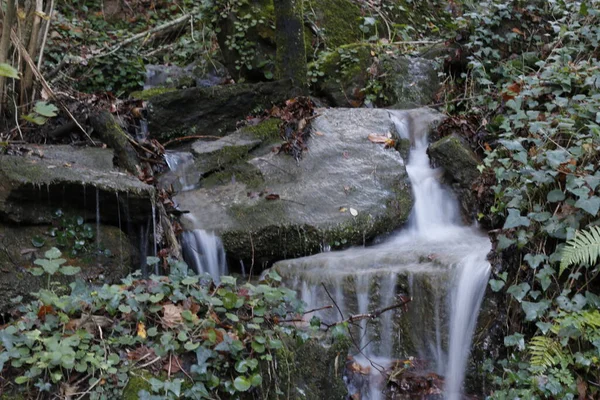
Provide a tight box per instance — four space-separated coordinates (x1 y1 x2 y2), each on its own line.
181 229 228 283
392 111 491 399
164 151 199 192
274 109 491 399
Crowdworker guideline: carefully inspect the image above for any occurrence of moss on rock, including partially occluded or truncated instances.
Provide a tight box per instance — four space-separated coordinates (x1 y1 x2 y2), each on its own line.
241 118 282 142
311 43 374 107
306 0 363 49
130 87 177 100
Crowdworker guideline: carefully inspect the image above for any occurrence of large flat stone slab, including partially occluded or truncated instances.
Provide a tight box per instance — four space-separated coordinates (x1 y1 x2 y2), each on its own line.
0 146 155 225
176 108 442 263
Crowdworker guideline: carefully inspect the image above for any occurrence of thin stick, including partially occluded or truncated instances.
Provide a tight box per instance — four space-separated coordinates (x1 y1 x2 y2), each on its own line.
91 14 192 60
10 29 95 144
36 0 55 71
303 305 333 314
74 377 102 400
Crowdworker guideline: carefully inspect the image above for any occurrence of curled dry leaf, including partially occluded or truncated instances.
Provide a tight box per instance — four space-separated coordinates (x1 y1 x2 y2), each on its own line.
265 193 280 201
162 304 184 328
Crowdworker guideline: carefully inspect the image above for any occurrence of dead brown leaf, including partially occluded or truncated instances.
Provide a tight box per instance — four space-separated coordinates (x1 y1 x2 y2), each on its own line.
162 304 184 328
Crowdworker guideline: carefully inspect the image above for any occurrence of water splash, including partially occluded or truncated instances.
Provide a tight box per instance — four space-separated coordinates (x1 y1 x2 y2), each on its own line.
181 230 228 282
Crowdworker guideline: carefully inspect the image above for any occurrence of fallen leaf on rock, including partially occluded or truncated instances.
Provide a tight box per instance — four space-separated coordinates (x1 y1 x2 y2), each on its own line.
339 207 348 213
265 194 280 201
314 131 324 136
368 133 390 143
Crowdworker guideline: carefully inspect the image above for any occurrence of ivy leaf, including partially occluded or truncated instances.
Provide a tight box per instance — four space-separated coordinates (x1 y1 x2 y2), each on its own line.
503 208 530 229
547 189 565 202
33 102 59 118
507 283 530 302
233 376 251 392
504 333 525 350
522 300 550 321
524 253 546 269
489 279 505 292
22 113 47 125
574 196 600 216
59 266 81 276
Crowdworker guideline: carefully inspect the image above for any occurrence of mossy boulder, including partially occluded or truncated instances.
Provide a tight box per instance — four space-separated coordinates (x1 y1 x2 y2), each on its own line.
146 80 292 142
0 223 135 313
428 134 482 221
310 43 373 107
428 135 481 185
379 54 440 108
255 336 349 399
310 43 439 108
0 146 154 225
173 108 446 264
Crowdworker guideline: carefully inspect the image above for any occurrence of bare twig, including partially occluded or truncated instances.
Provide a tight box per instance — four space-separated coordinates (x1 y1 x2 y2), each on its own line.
91 14 192 60
10 29 95 144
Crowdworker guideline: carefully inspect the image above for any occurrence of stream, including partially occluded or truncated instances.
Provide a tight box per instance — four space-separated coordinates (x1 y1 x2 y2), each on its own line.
172 109 491 399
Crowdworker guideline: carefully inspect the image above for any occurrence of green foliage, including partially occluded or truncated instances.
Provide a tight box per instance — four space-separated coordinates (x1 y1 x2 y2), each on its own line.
46 209 95 257
560 226 600 276
21 101 59 126
0 257 316 399
439 0 600 397
0 63 20 79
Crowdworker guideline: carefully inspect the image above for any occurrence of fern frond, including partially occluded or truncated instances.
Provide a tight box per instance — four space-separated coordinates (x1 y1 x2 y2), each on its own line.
528 336 564 371
559 226 600 276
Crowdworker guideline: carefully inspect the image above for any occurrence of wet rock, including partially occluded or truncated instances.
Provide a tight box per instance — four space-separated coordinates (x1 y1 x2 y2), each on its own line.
0 145 154 225
175 108 445 264
191 132 262 176
255 337 349 399
312 43 439 108
142 60 229 91
380 54 440 109
0 223 135 313
428 134 482 220
146 80 293 142
428 135 481 184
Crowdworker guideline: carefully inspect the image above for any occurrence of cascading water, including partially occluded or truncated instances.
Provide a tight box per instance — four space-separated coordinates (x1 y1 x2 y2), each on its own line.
162 151 229 282
163 151 200 192
181 229 228 282
273 109 491 399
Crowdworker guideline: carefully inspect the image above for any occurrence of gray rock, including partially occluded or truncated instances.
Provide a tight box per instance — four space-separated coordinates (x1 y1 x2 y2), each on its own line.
192 132 262 176
428 134 482 220
0 146 154 225
174 108 444 263
380 54 440 109
428 134 481 185
146 80 293 142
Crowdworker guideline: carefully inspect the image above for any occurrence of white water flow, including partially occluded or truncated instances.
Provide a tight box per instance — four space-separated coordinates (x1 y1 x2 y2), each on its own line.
181 228 228 283
275 110 491 399
164 151 199 192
